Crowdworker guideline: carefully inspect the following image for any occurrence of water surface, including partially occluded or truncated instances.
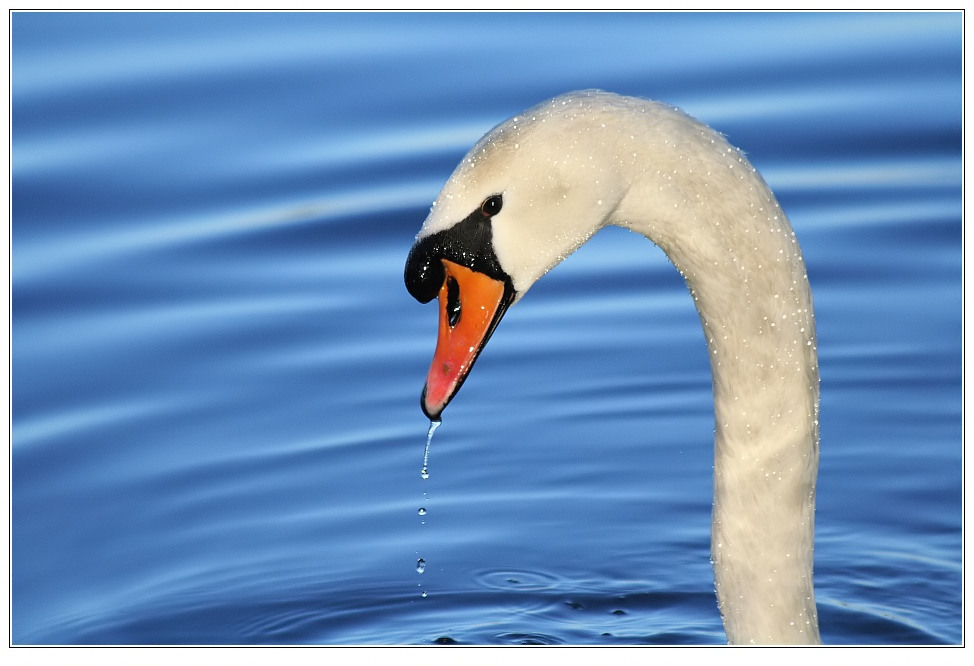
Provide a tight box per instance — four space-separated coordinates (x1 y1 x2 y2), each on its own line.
11 11 962 645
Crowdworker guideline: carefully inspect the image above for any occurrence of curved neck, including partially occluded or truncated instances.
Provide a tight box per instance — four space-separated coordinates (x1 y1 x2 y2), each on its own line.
613 117 821 644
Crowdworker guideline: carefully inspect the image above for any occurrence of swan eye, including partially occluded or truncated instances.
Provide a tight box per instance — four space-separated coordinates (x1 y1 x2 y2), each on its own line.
446 275 461 327
481 194 503 217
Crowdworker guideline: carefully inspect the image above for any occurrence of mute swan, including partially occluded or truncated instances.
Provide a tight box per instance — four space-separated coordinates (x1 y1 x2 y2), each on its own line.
404 91 821 645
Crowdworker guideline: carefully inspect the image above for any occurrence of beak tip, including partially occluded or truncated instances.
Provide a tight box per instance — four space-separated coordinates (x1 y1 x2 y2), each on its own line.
420 385 444 422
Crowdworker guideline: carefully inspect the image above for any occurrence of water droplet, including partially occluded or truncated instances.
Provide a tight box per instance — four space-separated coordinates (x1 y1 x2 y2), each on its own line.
418 508 427 516
416 558 426 574
421 419 440 479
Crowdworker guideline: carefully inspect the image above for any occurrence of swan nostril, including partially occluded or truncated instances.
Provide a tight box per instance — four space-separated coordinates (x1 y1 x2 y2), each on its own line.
446 275 461 327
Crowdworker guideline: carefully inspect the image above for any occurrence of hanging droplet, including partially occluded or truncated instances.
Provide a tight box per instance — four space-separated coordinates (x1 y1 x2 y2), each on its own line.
421 419 440 480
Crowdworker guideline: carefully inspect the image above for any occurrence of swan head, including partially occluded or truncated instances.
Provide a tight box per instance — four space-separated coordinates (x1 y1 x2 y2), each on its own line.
405 91 632 419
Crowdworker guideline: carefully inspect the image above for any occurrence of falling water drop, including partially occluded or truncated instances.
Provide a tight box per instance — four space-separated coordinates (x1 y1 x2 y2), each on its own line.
416 419 441 599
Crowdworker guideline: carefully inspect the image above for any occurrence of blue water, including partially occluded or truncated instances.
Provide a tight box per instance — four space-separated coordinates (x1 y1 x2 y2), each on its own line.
11 12 962 645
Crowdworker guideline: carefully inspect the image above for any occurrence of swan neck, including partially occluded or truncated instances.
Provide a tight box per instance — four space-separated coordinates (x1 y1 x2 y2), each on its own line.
615 122 821 644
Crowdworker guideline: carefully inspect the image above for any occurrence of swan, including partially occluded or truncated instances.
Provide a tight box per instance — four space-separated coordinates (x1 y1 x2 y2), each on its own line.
404 91 821 645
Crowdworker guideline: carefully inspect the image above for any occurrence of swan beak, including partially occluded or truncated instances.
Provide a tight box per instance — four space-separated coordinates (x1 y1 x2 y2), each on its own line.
422 259 512 421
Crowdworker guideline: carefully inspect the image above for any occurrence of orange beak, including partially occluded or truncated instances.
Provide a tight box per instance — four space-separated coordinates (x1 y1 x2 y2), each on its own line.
422 259 512 420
